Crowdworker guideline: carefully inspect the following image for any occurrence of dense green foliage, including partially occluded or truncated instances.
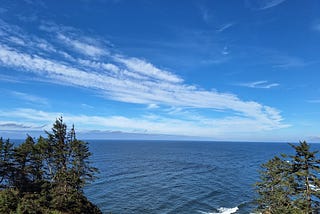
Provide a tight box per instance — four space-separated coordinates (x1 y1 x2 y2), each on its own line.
256 141 320 214
0 117 101 214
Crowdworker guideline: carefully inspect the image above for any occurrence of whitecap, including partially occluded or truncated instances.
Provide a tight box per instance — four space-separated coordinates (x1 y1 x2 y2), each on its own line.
198 206 239 214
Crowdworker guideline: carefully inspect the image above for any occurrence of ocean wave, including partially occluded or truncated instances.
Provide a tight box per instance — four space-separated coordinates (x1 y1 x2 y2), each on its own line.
199 206 239 214
199 207 239 214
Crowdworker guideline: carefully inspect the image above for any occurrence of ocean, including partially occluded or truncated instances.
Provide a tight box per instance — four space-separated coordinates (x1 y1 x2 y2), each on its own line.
84 141 319 214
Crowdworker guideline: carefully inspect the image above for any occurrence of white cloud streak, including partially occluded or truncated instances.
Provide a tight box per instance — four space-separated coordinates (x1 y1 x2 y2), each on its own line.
114 56 183 83
147 104 159 109
0 20 288 136
57 33 107 58
246 0 286 10
0 108 289 139
239 80 279 89
260 0 286 10
10 91 49 106
272 55 308 69
217 23 234 33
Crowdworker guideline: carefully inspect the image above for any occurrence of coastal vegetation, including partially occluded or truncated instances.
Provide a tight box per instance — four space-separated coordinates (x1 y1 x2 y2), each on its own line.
3 117 320 214
256 141 320 214
0 117 101 214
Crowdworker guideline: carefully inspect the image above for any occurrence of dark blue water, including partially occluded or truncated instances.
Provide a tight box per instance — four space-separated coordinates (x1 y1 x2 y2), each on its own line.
84 141 319 214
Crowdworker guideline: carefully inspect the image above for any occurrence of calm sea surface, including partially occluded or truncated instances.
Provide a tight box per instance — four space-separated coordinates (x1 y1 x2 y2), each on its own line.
84 141 320 214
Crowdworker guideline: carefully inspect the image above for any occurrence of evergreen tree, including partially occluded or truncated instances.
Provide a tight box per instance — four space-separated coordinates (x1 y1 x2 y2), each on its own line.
256 156 297 213
0 137 14 189
12 136 43 194
0 118 102 214
290 141 320 213
0 188 19 213
45 117 100 212
45 117 68 183
36 135 54 182
256 141 320 214
69 125 98 191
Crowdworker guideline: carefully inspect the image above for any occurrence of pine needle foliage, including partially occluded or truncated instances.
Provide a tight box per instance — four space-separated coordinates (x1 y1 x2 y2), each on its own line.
256 141 320 214
0 117 101 214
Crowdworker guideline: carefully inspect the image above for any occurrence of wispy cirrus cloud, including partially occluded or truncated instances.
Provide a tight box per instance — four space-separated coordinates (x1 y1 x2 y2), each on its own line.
147 104 159 109
307 99 320 104
246 0 287 10
10 91 49 106
57 33 107 58
311 20 320 32
0 74 23 83
271 55 309 69
216 23 234 33
239 46 311 69
199 6 212 24
81 103 94 109
0 19 288 135
239 80 279 89
198 5 234 33
260 0 286 9
114 56 182 83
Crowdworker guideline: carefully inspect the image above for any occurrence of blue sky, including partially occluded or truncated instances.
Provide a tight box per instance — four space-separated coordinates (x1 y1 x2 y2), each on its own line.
0 0 320 141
